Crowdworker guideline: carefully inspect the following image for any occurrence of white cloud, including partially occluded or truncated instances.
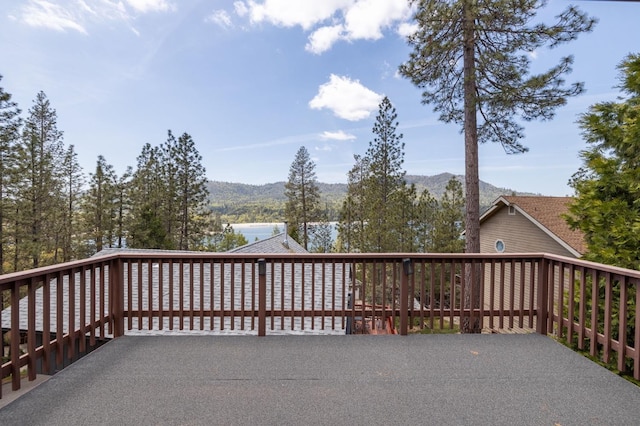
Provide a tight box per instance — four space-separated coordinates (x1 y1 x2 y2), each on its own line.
343 0 411 41
93 1 129 22
306 24 344 54
309 74 383 121
397 21 418 37
21 0 87 34
216 132 320 152
315 144 333 152
235 0 415 54
77 0 96 16
17 0 175 34
206 10 233 28
320 130 356 141
234 1 249 17
243 0 351 30
125 0 175 13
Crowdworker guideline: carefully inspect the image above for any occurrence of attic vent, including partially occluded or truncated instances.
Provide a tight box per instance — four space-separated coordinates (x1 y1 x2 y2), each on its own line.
508 206 516 215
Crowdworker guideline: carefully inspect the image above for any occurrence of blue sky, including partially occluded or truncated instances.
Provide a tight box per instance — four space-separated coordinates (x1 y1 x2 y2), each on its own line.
0 1 638 196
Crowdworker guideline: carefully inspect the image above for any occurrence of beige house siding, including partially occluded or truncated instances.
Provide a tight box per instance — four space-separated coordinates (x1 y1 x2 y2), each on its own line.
480 207 576 258
479 206 577 331
480 259 537 330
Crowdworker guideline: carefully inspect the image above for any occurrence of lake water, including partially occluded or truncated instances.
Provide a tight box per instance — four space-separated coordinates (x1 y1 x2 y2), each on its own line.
231 223 282 242
232 222 338 243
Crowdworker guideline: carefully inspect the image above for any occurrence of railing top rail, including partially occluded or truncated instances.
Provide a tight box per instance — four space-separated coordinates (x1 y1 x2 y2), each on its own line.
0 251 546 289
2 251 639 288
98 251 551 261
0 256 114 287
540 252 640 278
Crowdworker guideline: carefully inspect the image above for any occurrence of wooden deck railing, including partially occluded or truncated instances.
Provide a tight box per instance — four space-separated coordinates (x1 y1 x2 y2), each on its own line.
2 252 640 398
541 253 640 377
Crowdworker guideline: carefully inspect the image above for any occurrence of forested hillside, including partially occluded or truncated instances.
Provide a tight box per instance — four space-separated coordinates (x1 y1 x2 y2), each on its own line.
0 86 215 273
207 173 532 223
206 181 346 203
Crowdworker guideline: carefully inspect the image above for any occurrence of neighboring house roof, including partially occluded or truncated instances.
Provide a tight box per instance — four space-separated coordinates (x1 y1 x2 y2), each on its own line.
91 248 205 258
91 232 307 257
480 196 586 256
2 235 346 336
230 233 308 254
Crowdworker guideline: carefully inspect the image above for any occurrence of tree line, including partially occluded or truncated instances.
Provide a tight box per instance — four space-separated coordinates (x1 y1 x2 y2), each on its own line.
284 97 465 254
0 83 246 274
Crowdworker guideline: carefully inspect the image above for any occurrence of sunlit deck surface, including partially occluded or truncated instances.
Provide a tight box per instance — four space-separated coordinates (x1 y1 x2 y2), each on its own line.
1 334 639 425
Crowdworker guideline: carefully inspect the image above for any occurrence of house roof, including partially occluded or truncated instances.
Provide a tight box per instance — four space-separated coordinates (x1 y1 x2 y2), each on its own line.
480 196 587 256
1 234 344 336
91 248 205 257
229 233 308 254
91 232 308 256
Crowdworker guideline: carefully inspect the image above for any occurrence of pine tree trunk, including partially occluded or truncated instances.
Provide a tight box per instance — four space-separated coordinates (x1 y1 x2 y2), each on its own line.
462 0 481 333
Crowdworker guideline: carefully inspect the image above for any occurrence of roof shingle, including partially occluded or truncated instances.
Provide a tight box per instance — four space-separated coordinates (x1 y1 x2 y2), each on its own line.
499 196 586 255
230 233 308 254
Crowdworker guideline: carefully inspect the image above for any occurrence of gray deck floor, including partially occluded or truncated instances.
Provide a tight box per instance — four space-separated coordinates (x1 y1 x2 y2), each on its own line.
1 334 639 425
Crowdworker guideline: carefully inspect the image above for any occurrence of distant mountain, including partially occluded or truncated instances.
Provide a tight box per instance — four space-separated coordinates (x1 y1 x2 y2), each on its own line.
207 181 289 203
404 173 537 207
207 173 535 211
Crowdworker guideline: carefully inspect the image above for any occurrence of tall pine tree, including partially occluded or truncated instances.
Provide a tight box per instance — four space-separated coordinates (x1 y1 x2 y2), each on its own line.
414 189 438 253
173 132 210 250
82 155 117 253
58 145 84 261
113 167 132 249
362 96 406 253
128 132 209 250
337 155 367 253
0 76 22 273
160 130 179 244
400 1 594 332
568 54 640 270
13 91 65 268
432 177 465 253
339 97 410 253
284 146 321 250
128 143 171 249
400 0 594 255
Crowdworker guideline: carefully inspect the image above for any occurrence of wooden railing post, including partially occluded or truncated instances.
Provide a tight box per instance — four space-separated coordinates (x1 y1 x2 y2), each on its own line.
536 258 549 335
401 258 413 336
634 282 640 380
110 258 125 338
11 281 21 391
258 259 266 337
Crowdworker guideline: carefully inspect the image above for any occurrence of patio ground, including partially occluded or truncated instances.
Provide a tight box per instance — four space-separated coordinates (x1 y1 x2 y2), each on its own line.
1 333 639 425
